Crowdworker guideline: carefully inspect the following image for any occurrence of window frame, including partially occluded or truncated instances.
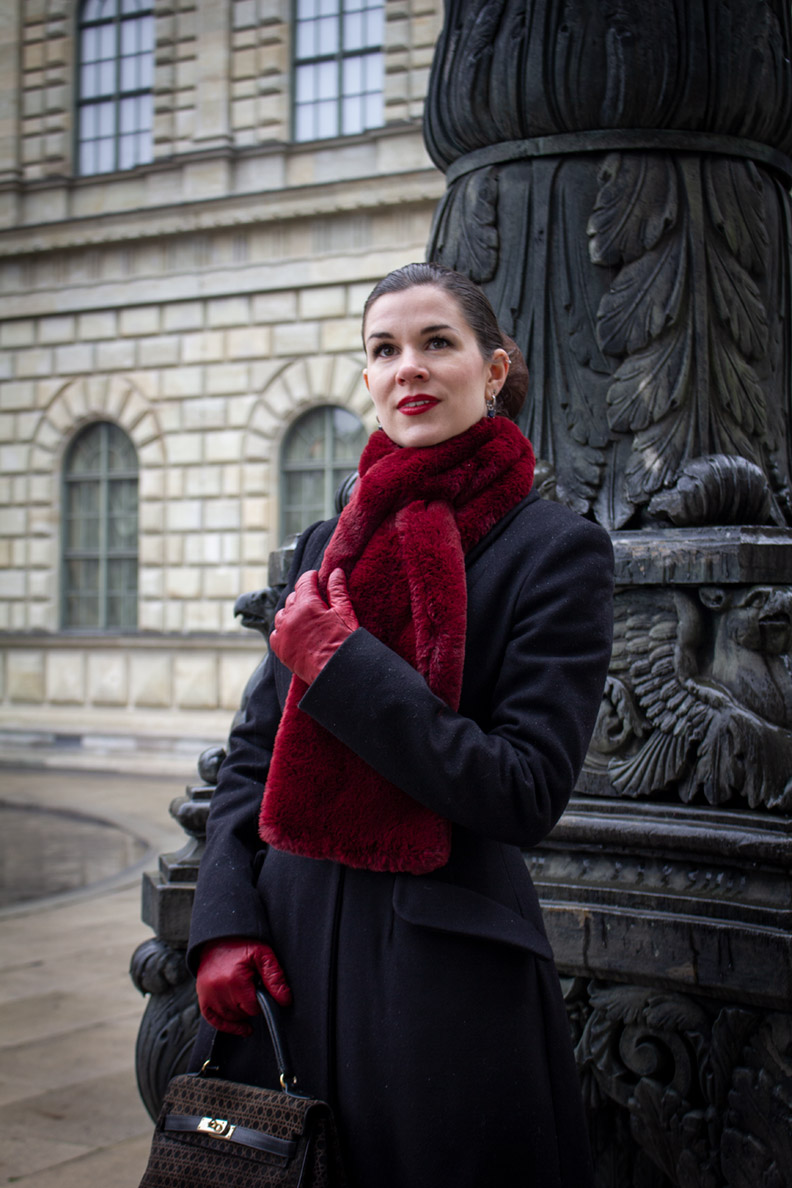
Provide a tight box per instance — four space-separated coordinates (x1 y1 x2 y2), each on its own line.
291 0 386 143
75 0 155 177
61 421 140 634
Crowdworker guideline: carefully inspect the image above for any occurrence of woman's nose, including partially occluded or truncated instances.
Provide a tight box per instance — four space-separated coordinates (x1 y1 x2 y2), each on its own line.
396 351 427 383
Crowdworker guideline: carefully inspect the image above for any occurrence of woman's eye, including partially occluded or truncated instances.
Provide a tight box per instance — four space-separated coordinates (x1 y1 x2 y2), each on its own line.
427 336 450 350
373 343 396 358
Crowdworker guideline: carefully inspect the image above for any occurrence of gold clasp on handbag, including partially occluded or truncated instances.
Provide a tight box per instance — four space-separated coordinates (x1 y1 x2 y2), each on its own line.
197 1116 237 1140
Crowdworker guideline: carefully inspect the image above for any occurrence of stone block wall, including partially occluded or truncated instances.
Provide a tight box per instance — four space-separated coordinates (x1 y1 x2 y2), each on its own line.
0 0 444 716
1 633 261 715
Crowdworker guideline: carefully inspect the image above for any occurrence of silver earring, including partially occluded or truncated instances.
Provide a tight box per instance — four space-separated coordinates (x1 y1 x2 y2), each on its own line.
486 392 496 418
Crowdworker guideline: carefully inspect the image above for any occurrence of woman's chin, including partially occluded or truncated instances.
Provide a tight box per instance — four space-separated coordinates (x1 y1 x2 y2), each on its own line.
383 415 485 449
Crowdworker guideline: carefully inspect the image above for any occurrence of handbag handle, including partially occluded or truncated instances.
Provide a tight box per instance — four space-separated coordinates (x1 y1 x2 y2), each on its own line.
200 985 300 1096
254 986 299 1093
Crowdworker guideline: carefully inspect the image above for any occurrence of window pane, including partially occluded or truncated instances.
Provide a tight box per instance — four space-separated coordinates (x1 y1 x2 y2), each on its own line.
99 137 116 171
342 95 362 135
107 556 137 591
106 593 137 629
331 407 367 460
295 105 314 142
119 94 137 133
105 556 137 629
121 0 152 13
120 16 138 54
317 100 337 137
83 1 116 24
107 424 137 470
343 55 361 94
364 51 383 91
317 15 339 52
82 27 99 63
118 133 135 169
364 90 383 129
81 63 98 100
80 139 97 174
107 481 138 549
120 53 137 91
66 484 100 550
365 6 384 46
343 11 363 51
99 23 115 59
283 471 325 537
138 50 153 89
139 14 155 52
317 60 337 100
66 593 100 630
65 560 100 629
319 0 338 15
284 408 327 463
296 64 315 104
296 20 316 59
99 58 115 94
67 425 103 473
95 100 113 136
297 0 317 18
79 101 96 140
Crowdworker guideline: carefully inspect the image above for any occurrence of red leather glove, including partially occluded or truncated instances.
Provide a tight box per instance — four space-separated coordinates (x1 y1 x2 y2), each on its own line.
269 567 359 685
196 938 292 1036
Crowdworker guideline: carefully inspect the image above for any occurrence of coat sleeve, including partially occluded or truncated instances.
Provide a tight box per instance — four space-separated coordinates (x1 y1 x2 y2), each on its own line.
298 512 614 849
185 521 330 974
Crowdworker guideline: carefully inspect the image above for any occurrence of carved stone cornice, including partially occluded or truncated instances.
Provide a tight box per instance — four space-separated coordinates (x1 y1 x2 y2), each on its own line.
611 527 792 586
533 797 792 1010
0 166 444 258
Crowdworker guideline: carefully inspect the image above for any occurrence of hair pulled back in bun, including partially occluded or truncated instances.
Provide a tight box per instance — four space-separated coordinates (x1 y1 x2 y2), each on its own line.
362 262 529 421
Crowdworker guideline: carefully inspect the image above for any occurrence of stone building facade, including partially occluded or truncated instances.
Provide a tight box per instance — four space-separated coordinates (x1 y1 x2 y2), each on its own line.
0 0 443 721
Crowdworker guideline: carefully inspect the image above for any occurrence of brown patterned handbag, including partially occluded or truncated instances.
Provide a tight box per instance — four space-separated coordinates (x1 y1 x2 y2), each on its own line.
138 989 348 1188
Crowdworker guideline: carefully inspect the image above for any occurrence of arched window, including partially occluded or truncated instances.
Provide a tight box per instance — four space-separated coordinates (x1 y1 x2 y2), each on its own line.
294 0 385 141
281 406 367 537
76 0 155 176
62 422 139 631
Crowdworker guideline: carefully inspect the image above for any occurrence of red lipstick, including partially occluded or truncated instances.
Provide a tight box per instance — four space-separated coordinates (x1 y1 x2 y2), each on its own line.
397 395 439 415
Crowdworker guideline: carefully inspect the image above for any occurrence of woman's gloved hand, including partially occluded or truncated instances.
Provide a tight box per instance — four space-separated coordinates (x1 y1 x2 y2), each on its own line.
269 567 359 684
196 937 292 1036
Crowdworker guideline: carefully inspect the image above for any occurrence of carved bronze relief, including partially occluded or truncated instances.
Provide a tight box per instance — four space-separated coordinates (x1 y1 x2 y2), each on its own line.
585 582 792 811
572 980 792 1188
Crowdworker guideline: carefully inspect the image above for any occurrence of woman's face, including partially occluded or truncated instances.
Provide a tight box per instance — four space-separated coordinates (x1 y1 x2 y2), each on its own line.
362 285 509 448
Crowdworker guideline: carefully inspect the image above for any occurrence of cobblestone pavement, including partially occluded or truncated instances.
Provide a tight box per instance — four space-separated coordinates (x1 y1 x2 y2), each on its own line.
0 752 202 1187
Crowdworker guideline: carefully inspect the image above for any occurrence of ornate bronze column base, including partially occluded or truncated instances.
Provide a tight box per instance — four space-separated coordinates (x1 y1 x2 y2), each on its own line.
532 526 792 1187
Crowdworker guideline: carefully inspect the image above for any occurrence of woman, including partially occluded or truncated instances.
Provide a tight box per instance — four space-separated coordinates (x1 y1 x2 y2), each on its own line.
187 262 613 1187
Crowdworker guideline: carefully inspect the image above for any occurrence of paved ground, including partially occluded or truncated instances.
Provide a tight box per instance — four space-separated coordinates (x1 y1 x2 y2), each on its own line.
0 712 230 1186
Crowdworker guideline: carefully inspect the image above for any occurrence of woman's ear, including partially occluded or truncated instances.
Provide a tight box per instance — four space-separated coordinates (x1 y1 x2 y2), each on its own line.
489 347 510 393
363 369 370 391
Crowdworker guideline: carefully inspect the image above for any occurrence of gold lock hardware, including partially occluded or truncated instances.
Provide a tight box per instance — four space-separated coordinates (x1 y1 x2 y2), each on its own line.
197 1116 237 1139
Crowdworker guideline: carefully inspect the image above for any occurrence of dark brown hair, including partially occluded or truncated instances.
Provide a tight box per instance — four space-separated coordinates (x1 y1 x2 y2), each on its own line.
362 262 528 420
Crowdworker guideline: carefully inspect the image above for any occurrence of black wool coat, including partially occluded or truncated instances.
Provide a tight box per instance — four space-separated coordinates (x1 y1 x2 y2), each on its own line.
187 490 614 1188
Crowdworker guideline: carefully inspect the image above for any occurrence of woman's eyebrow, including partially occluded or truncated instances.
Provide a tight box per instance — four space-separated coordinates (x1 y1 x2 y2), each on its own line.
366 323 456 343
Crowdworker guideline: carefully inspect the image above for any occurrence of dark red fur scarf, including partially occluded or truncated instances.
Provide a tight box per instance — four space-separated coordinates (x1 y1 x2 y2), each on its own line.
259 417 535 873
